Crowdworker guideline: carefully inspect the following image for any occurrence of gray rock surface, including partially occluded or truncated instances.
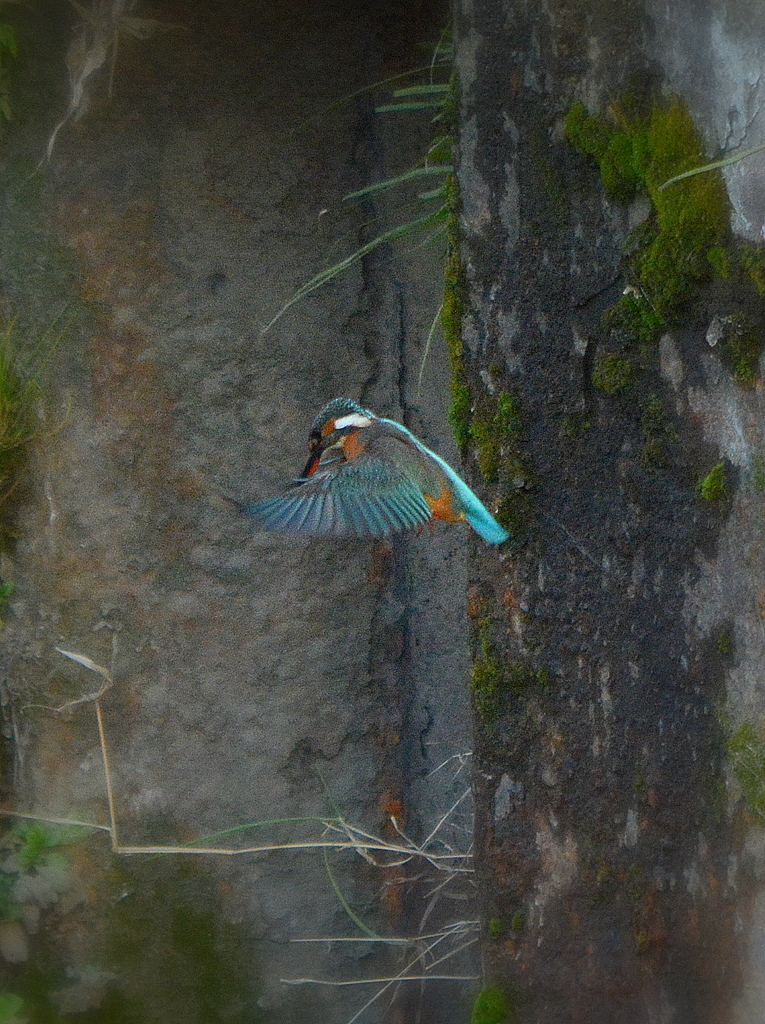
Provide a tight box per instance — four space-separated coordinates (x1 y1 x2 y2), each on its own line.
1 2 475 1021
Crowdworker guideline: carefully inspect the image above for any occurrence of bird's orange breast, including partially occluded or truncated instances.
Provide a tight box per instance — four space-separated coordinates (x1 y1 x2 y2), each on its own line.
425 482 466 524
340 429 367 460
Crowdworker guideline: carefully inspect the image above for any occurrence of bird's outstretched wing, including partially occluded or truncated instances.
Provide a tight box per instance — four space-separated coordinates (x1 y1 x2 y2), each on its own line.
241 447 433 538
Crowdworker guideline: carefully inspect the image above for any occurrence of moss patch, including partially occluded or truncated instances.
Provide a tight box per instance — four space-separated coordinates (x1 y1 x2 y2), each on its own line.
708 312 764 385
444 156 534 536
0 327 39 543
471 626 505 721
568 94 765 388
639 395 677 468
471 986 516 1024
443 174 472 451
469 390 533 535
753 456 765 492
567 95 730 316
591 352 634 394
470 391 524 481
698 461 728 501
729 721 765 819
471 621 548 721
603 291 664 346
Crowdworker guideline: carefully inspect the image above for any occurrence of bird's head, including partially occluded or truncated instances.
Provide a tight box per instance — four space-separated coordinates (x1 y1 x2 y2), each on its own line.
301 398 376 478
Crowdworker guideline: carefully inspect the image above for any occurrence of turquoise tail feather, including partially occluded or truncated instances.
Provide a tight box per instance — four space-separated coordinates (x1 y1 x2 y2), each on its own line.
380 419 510 545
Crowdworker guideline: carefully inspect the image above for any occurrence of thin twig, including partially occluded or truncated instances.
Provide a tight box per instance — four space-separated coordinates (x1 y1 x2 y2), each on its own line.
281 973 478 986
0 808 110 833
419 787 472 853
96 698 119 849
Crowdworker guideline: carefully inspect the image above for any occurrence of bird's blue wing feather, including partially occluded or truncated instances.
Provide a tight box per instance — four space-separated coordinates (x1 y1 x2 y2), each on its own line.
378 418 509 544
241 457 433 538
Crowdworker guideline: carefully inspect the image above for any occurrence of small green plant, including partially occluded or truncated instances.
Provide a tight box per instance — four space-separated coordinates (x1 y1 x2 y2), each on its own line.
471 986 515 1024
12 821 65 871
0 819 89 957
0 993 24 1024
262 34 454 333
698 461 728 501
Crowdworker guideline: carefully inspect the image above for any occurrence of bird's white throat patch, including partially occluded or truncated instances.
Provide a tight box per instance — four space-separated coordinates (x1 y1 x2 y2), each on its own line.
334 412 373 430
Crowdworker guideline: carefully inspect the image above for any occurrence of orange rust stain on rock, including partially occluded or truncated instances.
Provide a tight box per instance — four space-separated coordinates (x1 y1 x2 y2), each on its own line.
379 792 407 920
467 585 486 619
56 194 189 494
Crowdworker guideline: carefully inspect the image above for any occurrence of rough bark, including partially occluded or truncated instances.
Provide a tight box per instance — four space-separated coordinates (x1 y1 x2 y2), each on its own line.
455 1 765 1020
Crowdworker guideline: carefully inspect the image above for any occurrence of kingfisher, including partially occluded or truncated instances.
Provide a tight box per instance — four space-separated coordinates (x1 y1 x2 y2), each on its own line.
240 398 509 544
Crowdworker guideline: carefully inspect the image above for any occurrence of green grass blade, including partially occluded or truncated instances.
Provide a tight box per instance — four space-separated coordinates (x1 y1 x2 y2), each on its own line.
188 816 344 847
416 185 450 202
659 141 765 191
375 101 445 114
392 84 450 97
417 301 444 397
344 164 452 201
261 209 447 334
323 847 382 939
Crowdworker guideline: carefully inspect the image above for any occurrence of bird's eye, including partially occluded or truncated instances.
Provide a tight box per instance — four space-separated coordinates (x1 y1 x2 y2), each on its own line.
308 430 321 451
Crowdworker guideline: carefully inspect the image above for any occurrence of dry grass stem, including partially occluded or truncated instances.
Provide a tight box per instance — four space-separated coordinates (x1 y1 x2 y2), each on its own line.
1 648 474 875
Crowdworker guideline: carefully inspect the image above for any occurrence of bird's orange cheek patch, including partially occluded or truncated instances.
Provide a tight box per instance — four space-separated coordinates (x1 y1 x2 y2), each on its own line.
341 430 367 460
425 488 466 524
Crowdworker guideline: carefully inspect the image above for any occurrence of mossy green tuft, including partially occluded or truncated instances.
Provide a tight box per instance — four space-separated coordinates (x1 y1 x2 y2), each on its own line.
471 621 548 720
698 461 728 501
471 626 505 721
591 353 634 394
470 391 524 482
729 721 765 819
442 174 472 451
471 986 516 1024
0 327 40 543
567 95 730 316
639 395 677 467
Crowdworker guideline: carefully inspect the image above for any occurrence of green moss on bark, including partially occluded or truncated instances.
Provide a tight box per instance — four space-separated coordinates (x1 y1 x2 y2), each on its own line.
471 986 516 1024
567 96 729 316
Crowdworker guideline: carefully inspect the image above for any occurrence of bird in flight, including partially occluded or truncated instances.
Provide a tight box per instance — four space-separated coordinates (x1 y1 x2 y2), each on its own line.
240 398 509 544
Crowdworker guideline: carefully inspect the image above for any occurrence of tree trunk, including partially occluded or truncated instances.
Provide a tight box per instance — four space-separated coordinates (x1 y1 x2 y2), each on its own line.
454 1 765 1020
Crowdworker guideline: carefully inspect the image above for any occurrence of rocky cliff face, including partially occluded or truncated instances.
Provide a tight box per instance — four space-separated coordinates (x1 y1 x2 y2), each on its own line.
2 2 474 1021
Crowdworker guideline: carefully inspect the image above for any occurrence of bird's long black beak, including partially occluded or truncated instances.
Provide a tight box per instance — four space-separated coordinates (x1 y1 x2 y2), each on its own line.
299 431 323 479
